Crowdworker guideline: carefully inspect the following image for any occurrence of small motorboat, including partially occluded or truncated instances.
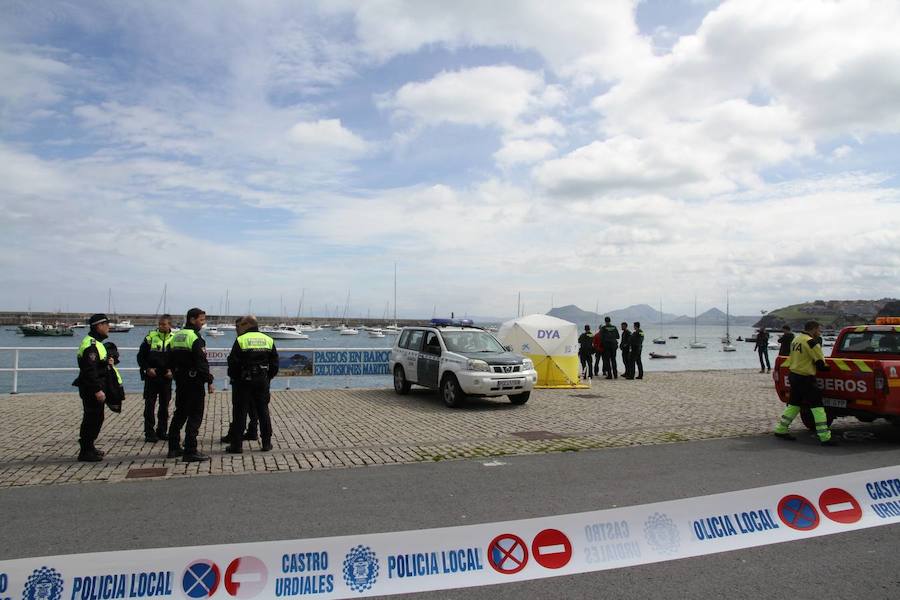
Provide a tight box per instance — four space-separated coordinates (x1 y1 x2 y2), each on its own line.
340 328 359 336
689 342 707 349
668 335 679 339
205 326 225 337
723 343 737 352
368 328 385 338
652 337 666 345
649 352 676 359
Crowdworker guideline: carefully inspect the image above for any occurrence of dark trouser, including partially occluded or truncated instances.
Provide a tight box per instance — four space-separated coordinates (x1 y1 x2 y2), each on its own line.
758 348 771 370
621 349 631 378
168 381 206 453
602 348 618 378
143 378 172 436
787 372 823 408
226 385 259 441
579 351 593 378
594 352 604 376
231 380 272 450
633 353 643 378
78 389 105 454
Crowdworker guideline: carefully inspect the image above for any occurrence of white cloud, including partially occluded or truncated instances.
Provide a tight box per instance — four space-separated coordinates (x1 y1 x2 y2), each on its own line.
494 139 556 168
384 66 548 130
287 119 370 155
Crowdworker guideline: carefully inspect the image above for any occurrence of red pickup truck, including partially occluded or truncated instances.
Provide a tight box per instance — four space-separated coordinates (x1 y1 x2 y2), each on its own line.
773 318 900 430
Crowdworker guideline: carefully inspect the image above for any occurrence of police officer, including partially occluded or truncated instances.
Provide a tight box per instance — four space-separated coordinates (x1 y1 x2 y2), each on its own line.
774 320 837 446
577 325 594 379
167 308 214 461
137 314 174 442
226 315 278 453
220 317 260 445
620 322 632 379
630 322 644 379
600 317 620 379
74 314 112 461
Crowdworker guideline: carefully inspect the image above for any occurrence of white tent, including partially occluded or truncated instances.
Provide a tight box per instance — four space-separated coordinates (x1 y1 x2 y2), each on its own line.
497 314 589 388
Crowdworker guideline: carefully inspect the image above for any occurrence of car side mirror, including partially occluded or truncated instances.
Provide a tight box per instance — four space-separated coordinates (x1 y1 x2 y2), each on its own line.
504 345 512 352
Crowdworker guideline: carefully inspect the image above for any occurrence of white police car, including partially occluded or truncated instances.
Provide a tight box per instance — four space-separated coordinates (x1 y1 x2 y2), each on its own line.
390 319 538 407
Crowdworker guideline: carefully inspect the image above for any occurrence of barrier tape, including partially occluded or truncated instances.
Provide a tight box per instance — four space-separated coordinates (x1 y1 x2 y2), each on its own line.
2 466 899 599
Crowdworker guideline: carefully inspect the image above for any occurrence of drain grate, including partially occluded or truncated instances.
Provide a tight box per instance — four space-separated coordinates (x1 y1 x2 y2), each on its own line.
125 467 168 479
510 430 565 441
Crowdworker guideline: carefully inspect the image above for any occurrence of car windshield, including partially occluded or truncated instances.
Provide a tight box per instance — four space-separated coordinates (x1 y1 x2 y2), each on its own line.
441 331 506 353
838 331 900 354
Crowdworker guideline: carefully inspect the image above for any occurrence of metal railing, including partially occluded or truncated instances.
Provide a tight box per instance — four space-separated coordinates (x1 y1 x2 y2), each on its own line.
0 346 392 394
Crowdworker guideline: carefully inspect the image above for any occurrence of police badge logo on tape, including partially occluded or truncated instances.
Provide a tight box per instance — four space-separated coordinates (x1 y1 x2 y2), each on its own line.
644 512 680 555
342 545 379 593
22 566 64 600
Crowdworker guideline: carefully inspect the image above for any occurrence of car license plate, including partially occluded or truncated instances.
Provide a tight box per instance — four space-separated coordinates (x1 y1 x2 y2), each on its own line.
498 379 523 389
823 398 847 408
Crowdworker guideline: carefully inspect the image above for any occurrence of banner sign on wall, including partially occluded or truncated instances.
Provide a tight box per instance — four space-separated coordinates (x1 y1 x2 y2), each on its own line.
1 466 898 599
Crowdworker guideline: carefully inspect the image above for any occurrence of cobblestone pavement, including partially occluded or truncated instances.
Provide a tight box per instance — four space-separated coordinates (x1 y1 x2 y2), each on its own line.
0 370 870 487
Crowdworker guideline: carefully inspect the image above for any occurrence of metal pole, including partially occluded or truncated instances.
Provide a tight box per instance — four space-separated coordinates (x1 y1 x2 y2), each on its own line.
12 349 19 394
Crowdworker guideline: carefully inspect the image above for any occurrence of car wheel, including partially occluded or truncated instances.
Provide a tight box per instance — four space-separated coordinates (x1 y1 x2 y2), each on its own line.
509 391 530 405
800 407 834 431
441 374 466 408
393 366 411 395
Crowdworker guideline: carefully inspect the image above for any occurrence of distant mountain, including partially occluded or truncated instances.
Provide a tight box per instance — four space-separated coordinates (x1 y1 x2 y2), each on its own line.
672 307 757 326
550 304 757 326
756 298 899 329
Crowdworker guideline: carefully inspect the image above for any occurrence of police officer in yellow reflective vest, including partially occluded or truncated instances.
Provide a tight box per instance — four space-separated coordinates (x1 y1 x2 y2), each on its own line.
167 308 214 461
73 314 112 461
226 315 278 453
774 320 838 446
137 314 174 442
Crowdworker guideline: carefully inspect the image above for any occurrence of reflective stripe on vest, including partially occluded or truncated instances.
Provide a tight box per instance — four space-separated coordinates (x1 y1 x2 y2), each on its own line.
237 331 274 350
77 335 108 361
171 329 199 351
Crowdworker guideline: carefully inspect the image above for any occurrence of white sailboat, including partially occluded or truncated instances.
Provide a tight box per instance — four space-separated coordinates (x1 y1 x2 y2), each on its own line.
652 299 666 344
723 292 737 352
689 296 707 349
106 289 134 332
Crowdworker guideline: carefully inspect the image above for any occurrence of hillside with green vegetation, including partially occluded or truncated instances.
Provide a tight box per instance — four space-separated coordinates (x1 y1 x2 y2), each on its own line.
755 298 900 330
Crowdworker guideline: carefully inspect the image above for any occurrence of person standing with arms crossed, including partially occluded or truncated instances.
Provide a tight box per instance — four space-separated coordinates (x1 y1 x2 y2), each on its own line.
137 314 174 442
167 308 214 462
774 320 837 446
620 322 632 379
600 317 620 379
226 315 278 453
630 322 644 380
777 324 794 357
73 314 112 461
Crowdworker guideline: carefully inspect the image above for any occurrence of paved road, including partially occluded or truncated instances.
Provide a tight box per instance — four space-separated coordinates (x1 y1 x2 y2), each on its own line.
0 369 874 488
2 430 898 598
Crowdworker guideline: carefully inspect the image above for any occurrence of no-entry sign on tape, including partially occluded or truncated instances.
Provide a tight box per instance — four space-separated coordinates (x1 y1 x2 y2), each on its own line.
2 466 899 599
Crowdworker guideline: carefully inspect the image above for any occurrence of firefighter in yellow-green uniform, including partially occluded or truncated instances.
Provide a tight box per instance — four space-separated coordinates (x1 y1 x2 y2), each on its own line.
774 320 838 446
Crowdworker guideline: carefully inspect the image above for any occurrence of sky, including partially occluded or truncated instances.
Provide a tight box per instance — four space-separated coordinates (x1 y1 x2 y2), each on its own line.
2 0 899 320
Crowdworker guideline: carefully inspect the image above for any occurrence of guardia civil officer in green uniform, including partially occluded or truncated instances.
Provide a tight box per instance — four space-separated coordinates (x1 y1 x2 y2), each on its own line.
226 315 278 453
167 308 214 461
73 314 112 462
137 314 174 442
600 317 620 379
630 322 644 379
774 320 838 446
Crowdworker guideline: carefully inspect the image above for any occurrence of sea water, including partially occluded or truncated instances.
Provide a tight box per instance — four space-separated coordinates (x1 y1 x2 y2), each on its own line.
0 324 771 394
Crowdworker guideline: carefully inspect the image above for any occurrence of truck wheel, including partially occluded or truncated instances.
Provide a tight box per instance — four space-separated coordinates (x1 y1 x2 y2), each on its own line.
509 392 531 405
800 408 834 431
441 374 466 408
393 366 411 395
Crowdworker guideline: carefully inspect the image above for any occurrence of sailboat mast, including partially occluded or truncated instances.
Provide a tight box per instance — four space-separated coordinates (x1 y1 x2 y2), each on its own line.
393 262 398 324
